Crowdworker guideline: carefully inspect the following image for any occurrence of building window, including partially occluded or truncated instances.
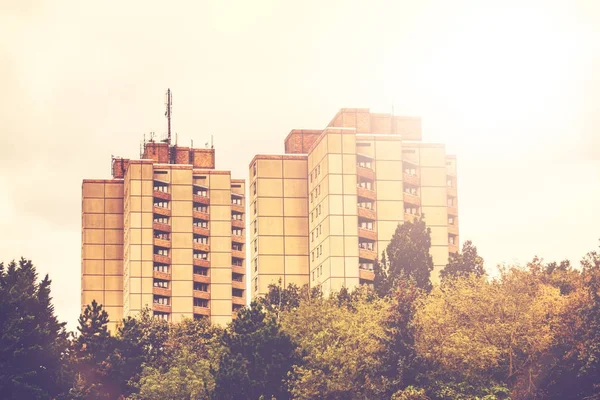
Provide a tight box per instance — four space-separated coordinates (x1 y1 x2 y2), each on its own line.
154 248 169 256
359 241 374 251
357 157 372 169
153 182 169 192
253 240 257 253
254 259 258 272
154 312 169 321
193 251 208 260
232 243 243 251
194 298 209 308
317 165 321 175
253 221 257 234
233 228 243 236
232 197 242 205
254 202 257 215
449 235 456 245
405 207 418 215
448 216 455 225
195 188 208 197
153 279 168 288
447 197 455 207
153 296 169 305
233 288 244 298
193 219 208 228
404 185 418 195
233 258 243 267
253 182 257 196
447 179 453 187
153 264 169 273
359 220 374 231
232 212 243 221
154 232 170 240
194 266 208 276
154 200 169 208
193 205 208 213
194 235 208 244
153 216 169 224
194 282 209 292
358 179 373 190
359 262 374 271
253 163 257 177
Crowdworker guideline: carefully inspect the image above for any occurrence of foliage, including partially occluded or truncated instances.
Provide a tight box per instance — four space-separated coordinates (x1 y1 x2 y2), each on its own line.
375 218 434 295
440 240 485 280
391 386 430 400
0 258 69 399
257 281 322 318
414 267 568 398
213 303 297 400
280 286 390 399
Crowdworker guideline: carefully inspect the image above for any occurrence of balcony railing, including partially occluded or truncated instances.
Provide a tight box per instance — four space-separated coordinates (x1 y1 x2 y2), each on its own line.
232 296 245 306
153 238 171 248
404 212 420 222
152 303 171 313
447 186 457 197
193 274 210 284
193 306 210 316
447 205 458 216
153 206 171 217
193 194 210 205
153 254 171 264
232 265 245 275
403 193 421 207
193 226 210 237
152 287 171 297
153 190 171 201
231 249 245 259
356 166 375 180
193 290 210 299
359 269 375 281
448 224 459 236
232 219 244 229
193 210 210 221
403 172 419 186
358 228 377 241
231 203 244 214
357 207 376 220
153 270 171 281
153 222 171 233
357 186 376 200
232 280 245 290
232 234 245 244
359 248 377 261
193 242 210 252
193 258 210 268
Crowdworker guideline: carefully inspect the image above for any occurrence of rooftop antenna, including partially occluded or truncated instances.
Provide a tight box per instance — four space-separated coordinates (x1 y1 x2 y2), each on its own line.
165 89 172 145
211 134 214 149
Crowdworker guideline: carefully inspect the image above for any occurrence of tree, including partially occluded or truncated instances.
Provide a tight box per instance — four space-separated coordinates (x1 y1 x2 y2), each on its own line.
375 218 434 295
0 258 69 399
257 282 321 319
213 303 297 400
414 267 568 398
70 300 118 399
280 287 390 399
440 240 485 280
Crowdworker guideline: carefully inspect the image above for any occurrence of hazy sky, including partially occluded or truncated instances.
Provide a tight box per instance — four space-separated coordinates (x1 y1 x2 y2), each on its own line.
2 0 599 329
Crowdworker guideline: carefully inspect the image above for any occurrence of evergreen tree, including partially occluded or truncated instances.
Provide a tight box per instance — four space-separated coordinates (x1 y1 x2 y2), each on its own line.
213 302 297 400
440 240 485 280
375 218 434 295
0 258 69 399
70 300 118 399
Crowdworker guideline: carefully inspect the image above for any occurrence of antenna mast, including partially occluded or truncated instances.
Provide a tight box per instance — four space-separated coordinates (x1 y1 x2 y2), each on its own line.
165 89 172 144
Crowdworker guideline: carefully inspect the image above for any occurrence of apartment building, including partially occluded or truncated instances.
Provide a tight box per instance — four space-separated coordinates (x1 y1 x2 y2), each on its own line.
82 140 246 331
250 108 458 297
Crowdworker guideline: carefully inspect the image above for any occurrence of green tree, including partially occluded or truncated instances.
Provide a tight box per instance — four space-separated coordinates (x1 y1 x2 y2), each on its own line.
375 218 434 295
70 300 117 399
414 267 568 398
0 258 69 399
440 240 485 280
213 303 297 400
280 287 390 399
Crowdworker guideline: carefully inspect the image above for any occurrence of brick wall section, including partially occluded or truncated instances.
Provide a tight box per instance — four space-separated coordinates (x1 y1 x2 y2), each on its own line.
192 149 215 169
284 130 322 154
112 159 130 179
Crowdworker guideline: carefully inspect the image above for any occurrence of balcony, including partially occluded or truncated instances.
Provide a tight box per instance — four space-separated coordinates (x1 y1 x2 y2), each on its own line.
403 193 421 207
193 242 210 252
153 254 171 264
153 190 171 201
359 268 375 282
153 270 171 281
193 258 210 268
193 194 210 205
232 219 244 229
193 211 210 221
404 212 420 222
449 243 459 254
153 222 171 233
357 186 376 200
152 303 171 313
447 168 456 177
232 265 245 275
357 207 376 220
447 186 457 198
232 280 245 290
356 166 375 180
193 290 210 300
193 274 210 284
359 248 377 261
232 296 245 306
194 306 210 316
447 205 458 216
232 249 245 259
403 172 419 187
358 228 377 241
193 226 210 237
153 206 171 217
152 287 171 297
153 238 171 248
448 224 459 236
232 234 245 244
231 203 244 214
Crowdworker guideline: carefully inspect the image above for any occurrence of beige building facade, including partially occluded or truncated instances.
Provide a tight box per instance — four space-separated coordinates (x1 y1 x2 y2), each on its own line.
250 108 459 297
82 141 245 331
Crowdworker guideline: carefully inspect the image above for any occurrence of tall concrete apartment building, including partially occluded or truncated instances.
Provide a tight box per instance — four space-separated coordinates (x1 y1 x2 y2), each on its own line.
82 140 246 331
249 108 459 297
